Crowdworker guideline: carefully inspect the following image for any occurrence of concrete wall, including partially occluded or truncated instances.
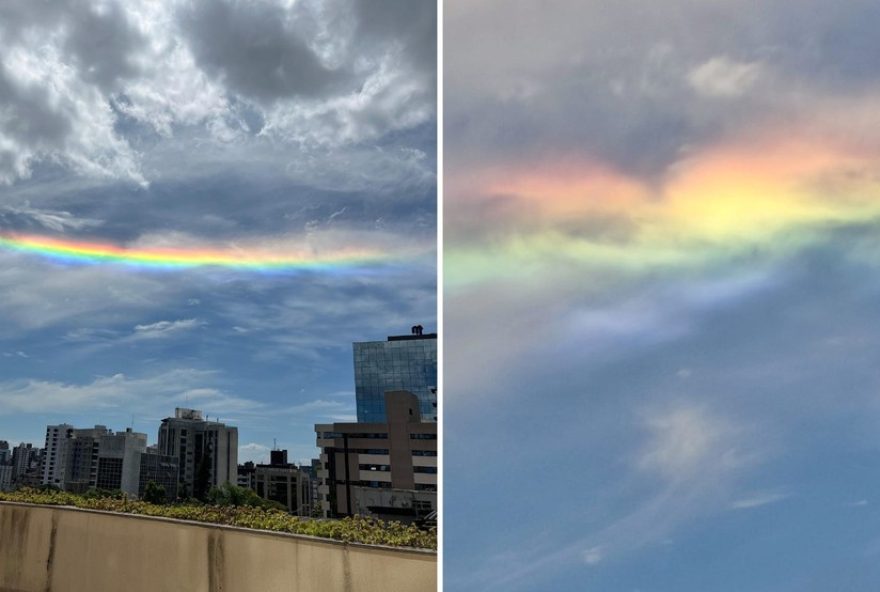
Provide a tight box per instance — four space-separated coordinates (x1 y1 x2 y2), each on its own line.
0 502 436 592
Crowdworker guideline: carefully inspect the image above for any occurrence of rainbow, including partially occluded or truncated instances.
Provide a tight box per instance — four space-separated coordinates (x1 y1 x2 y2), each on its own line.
445 129 880 287
0 233 395 273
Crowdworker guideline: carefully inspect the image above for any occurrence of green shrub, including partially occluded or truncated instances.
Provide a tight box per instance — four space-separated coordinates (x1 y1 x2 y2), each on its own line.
0 488 435 550
142 481 167 505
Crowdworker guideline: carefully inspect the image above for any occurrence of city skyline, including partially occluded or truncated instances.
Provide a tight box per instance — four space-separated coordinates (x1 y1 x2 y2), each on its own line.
0 324 437 465
0 0 437 467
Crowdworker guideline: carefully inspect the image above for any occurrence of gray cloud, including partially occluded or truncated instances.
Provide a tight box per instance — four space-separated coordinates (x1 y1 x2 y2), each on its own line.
179 0 349 103
446 0 880 178
0 0 436 186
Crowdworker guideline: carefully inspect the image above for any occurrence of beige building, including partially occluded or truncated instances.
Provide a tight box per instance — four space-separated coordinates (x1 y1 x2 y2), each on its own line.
315 390 437 519
157 408 238 497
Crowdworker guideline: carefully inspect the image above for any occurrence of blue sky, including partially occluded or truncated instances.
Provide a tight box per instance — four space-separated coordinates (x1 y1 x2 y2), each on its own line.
0 0 436 465
445 1 880 590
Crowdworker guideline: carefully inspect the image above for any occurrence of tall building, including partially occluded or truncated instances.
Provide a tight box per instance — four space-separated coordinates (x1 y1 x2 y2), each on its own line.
94 429 148 496
315 391 437 519
138 447 179 501
354 327 438 423
61 426 110 493
253 450 312 516
11 443 35 482
0 465 12 491
42 424 75 487
157 408 238 498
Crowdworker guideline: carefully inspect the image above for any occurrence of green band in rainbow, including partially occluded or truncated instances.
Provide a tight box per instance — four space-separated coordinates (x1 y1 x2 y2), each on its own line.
0 233 395 273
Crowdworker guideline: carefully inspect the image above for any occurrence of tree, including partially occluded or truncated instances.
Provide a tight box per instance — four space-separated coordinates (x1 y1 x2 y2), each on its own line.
193 450 212 501
143 480 166 504
207 482 286 511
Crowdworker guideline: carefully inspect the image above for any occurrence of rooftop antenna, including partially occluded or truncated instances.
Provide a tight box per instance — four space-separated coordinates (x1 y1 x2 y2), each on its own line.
273 438 277 450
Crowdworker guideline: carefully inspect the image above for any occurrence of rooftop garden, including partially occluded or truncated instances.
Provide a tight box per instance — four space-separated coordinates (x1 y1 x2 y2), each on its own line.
0 487 436 550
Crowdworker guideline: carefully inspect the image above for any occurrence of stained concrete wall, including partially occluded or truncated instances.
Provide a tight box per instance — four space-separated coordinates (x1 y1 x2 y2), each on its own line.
0 502 436 592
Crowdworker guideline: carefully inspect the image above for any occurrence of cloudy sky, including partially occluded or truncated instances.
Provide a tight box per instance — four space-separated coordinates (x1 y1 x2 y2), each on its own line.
0 0 436 464
445 1 880 590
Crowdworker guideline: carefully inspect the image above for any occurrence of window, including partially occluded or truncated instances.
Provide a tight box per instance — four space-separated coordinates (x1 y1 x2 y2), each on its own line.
358 464 391 472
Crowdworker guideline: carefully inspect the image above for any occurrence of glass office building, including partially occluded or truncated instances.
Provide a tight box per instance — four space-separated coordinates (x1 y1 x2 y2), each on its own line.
354 332 438 423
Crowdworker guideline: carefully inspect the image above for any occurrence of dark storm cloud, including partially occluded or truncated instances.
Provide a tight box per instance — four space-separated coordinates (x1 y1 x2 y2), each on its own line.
179 0 349 102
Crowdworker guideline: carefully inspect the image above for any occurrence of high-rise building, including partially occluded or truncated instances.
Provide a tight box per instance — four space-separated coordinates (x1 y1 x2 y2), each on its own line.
42 424 75 487
94 429 148 496
353 327 438 423
11 443 35 483
0 465 12 491
157 408 238 498
61 426 110 493
315 390 437 519
138 447 179 501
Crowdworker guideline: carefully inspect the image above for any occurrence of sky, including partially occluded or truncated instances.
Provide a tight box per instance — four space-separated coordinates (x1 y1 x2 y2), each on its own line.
445 1 880 590
0 0 437 465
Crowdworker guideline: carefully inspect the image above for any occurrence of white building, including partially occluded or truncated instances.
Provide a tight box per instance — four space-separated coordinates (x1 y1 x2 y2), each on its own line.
42 424 75 487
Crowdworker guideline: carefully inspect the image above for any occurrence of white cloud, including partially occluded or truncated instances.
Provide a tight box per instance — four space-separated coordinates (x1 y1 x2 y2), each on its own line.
0 368 261 416
583 546 604 565
637 405 744 480
132 318 205 339
283 399 356 422
239 442 270 464
0 203 102 232
687 56 763 98
0 255 175 334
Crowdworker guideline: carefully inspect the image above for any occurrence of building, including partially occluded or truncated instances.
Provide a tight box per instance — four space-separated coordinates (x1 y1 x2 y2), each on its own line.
302 459 322 516
138 447 179 501
11 443 36 483
157 408 238 498
315 391 437 519
61 426 110 493
237 461 256 490
42 424 75 487
94 429 148 496
0 465 13 491
354 327 438 423
252 450 312 516
40 425 152 496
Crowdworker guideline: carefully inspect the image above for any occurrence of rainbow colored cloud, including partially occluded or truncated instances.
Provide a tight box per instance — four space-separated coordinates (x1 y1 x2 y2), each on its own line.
0 233 398 273
447 127 880 286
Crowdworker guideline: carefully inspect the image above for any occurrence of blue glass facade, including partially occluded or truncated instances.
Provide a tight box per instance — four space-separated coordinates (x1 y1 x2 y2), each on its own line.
354 334 438 423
